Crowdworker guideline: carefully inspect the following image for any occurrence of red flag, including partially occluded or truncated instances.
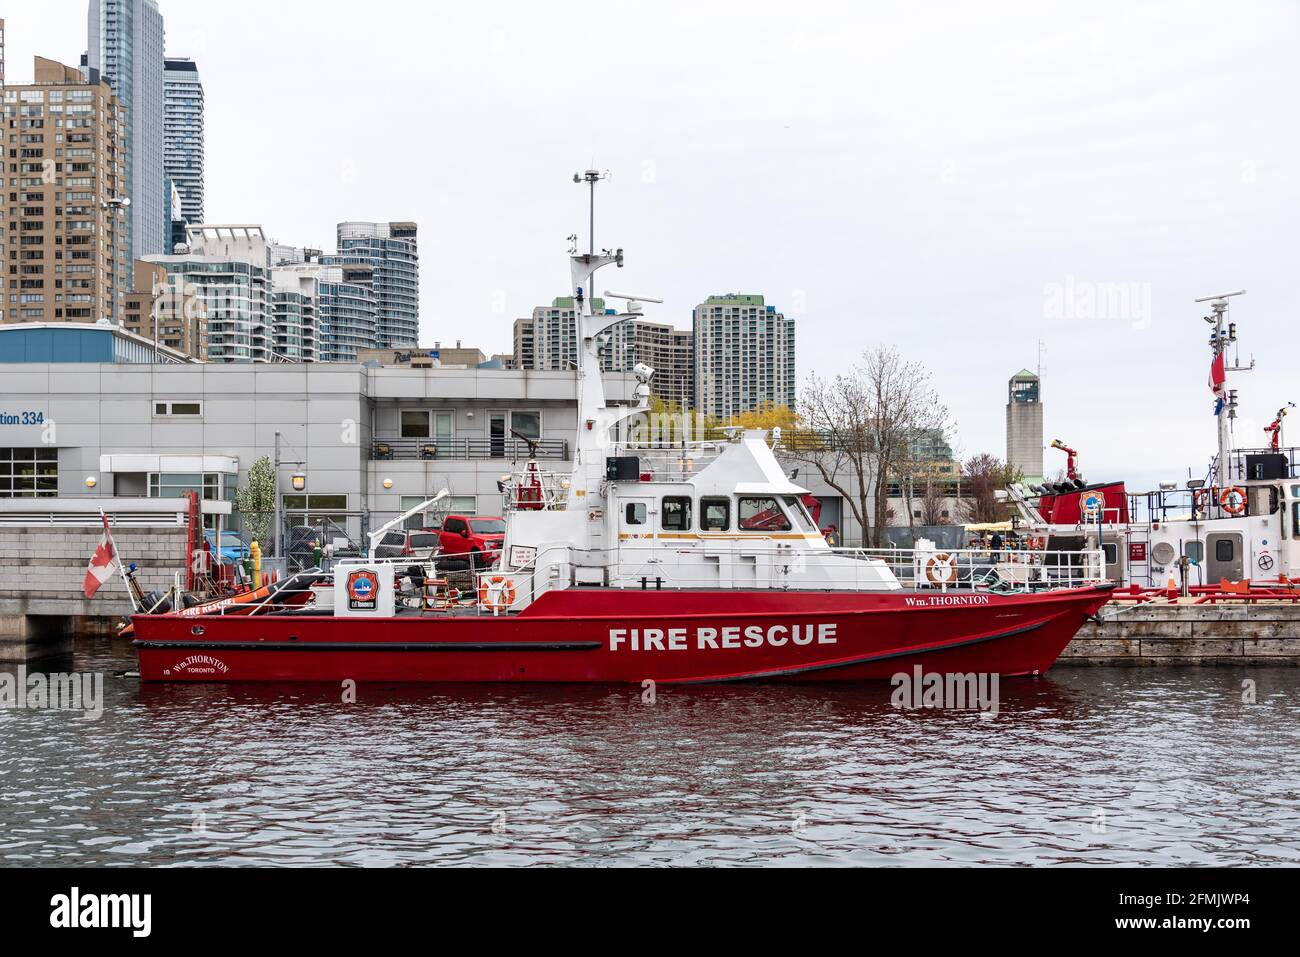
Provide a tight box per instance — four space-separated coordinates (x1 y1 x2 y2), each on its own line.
1208 351 1226 397
83 513 119 600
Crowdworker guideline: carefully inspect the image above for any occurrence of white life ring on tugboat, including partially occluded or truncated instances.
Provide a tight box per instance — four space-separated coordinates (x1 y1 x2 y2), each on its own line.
1220 486 1247 515
478 576 517 612
925 553 959 587
1193 487 1215 512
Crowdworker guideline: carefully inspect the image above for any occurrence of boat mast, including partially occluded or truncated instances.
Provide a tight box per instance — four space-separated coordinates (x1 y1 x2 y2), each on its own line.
567 171 653 477
1197 290 1251 486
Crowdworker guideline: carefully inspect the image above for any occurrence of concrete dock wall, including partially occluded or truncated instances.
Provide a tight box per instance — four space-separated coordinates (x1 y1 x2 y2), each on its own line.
0 525 185 661
1062 603 1300 666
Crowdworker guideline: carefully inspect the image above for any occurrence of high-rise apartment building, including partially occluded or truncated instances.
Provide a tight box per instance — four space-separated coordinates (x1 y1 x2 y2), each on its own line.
0 56 130 326
87 0 166 264
315 262 379 362
512 297 695 405
143 225 273 363
271 268 318 363
335 221 418 348
692 294 797 420
605 317 694 408
162 57 202 228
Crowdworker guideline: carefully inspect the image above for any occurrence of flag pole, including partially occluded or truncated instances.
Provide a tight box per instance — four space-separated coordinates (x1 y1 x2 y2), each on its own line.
102 509 141 613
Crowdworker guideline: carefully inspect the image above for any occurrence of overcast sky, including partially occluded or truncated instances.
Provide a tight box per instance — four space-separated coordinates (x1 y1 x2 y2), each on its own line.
7 1 1299 486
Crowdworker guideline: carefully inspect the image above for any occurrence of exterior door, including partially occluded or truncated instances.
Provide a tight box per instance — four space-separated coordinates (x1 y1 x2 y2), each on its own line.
617 496 657 582
1205 532 1244 584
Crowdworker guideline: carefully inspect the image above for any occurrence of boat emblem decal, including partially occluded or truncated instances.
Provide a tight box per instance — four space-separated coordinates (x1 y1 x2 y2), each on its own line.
1079 491 1104 518
347 570 381 611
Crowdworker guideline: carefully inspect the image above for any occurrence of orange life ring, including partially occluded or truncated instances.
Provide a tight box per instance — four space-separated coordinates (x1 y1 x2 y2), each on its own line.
477 576 517 611
1219 486 1247 515
925 553 958 587
1193 487 1215 511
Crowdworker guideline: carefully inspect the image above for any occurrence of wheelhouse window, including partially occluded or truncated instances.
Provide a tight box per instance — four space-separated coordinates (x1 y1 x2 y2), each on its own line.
701 497 730 531
625 503 647 526
738 496 792 532
783 496 817 533
662 497 692 532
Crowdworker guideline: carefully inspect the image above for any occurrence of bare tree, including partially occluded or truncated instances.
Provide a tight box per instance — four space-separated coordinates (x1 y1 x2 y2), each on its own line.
919 479 949 526
960 453 1022 524
798 346 952 547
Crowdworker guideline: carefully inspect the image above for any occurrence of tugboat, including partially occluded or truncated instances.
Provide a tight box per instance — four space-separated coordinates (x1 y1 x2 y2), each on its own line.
1007 290 1300 596
131 192 1113 684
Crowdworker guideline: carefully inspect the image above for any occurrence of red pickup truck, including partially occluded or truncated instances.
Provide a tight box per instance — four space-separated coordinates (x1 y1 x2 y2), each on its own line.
437 515 506 569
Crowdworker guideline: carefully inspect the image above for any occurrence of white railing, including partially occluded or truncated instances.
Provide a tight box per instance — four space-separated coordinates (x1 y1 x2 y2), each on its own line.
475 544 1109 614
836 547 1107 593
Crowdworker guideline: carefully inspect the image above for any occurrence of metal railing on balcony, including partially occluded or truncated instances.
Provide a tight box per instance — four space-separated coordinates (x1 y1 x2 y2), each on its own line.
370 437 570 462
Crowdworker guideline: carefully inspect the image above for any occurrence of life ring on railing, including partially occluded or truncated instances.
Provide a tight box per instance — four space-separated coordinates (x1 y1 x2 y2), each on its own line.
1193 487 1215 512
925 553 959 587
1220 486 1247 515
477 576 517 612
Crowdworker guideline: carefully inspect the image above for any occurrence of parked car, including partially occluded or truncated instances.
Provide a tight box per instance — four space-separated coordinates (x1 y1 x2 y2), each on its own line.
205 530 250 564
437 515 506 569
373 529 440 560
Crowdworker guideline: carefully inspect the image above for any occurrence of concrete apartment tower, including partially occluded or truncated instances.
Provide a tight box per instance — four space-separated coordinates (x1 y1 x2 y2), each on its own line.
512 299 695 406
163 57 203 228
335 222 419 349
692 294 797 420
0 56 130 326
1006 369 1045 482
87 0 167 264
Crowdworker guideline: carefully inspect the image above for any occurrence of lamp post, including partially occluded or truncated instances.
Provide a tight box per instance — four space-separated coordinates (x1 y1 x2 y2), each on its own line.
272 430 307 560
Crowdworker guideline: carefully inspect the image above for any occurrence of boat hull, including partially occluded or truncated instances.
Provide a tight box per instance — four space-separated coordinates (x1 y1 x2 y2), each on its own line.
132 586 1114 685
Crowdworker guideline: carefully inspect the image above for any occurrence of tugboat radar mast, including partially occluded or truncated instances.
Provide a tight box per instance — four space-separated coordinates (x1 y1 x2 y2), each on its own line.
1196 290 1252 486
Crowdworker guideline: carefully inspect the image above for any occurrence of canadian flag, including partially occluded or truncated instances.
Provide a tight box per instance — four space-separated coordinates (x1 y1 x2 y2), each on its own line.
83 513 120 600
1208 351 1227 414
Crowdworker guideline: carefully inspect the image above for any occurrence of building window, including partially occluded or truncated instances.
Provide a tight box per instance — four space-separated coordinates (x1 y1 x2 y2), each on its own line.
282 495 350 533
401 410 429 438
154 401 202 417
511 410 541 440
448 495 477 516
148 473 232 501
0 447 58 498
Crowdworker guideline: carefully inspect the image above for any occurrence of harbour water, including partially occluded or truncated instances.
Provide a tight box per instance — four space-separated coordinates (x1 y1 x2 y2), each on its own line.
0 636 1296 867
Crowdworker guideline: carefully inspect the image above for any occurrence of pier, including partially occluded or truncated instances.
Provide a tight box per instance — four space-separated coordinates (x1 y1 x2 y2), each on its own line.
1064 603 1300 666
0 522 184 662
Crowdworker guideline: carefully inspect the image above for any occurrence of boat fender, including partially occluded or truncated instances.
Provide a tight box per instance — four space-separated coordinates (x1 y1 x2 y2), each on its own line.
478 576 517 612
1220 486 1247 515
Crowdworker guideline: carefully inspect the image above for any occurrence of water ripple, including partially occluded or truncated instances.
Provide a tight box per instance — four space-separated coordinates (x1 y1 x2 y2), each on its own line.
0 638 1296 866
